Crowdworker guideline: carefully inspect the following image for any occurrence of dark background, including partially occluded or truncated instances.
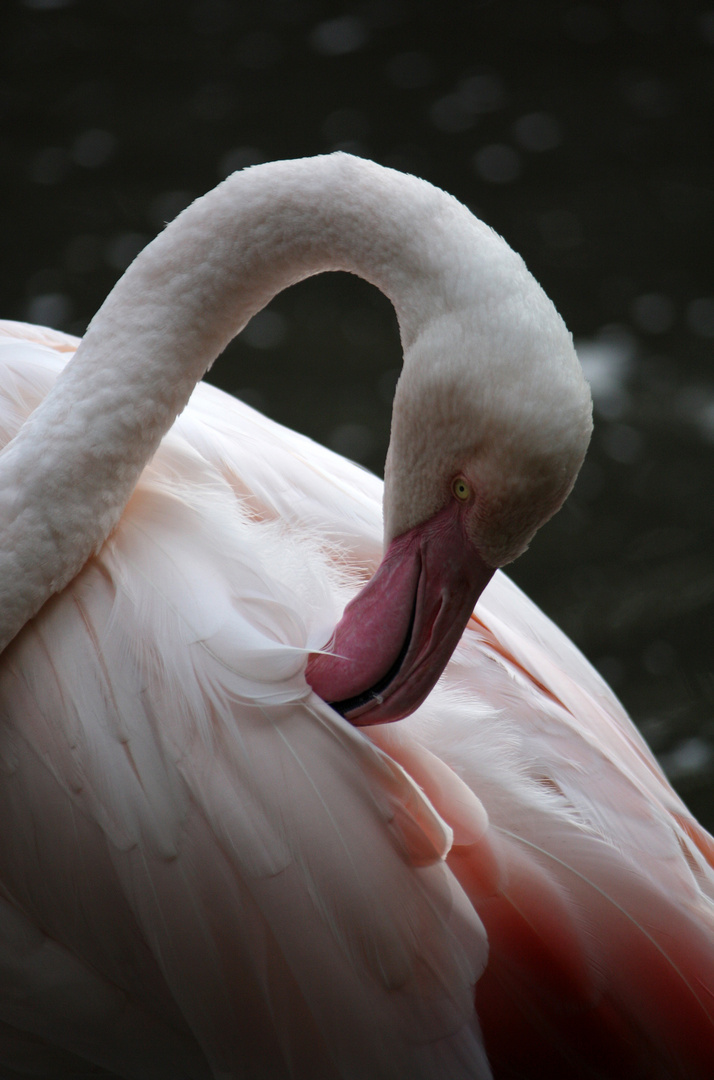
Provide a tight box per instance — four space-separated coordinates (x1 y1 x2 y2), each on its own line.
2 0 713 826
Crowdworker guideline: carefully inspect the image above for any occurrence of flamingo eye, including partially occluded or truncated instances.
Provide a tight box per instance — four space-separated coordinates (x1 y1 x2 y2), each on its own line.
452 477 471 501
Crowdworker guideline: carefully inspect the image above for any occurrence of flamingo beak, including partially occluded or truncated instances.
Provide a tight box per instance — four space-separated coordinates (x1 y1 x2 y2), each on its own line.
305 501 495 725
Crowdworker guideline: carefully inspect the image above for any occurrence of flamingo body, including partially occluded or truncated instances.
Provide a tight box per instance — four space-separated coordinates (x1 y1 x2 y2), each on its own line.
0 321 713 1078
0 154 713 1078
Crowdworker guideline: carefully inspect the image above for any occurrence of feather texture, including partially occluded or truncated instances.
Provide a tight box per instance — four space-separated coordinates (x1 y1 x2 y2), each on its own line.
0 324 488 1079
1 321 713 1077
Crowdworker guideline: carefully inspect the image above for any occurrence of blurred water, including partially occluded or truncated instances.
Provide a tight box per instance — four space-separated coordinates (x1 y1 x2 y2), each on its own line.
1 0 713 826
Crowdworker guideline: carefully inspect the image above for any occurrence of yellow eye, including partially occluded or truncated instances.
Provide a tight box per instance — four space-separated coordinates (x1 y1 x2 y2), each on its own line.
452 476 471 501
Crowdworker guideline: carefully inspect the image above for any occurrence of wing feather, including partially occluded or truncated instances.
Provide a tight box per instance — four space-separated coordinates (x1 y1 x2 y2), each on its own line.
0 322 490 1079
3 319 714 1078
390 576 714 1076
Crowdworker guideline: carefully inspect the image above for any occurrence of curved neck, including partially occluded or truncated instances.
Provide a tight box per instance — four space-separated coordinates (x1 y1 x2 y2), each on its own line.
0 154 479 650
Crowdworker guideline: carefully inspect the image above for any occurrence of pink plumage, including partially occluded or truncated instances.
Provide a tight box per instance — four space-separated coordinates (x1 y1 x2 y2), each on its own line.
0 156 712 1078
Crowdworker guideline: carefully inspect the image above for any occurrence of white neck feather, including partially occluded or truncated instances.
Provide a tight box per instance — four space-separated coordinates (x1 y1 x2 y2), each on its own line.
0 154 584 651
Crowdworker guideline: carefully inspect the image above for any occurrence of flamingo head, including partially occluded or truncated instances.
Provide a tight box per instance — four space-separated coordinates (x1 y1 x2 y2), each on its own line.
307 218 593 726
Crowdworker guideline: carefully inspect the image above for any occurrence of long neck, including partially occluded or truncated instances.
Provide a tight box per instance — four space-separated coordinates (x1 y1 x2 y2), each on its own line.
0 154 478 651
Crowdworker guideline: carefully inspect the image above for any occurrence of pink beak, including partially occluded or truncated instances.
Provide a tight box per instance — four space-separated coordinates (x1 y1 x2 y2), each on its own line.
305 501 495 725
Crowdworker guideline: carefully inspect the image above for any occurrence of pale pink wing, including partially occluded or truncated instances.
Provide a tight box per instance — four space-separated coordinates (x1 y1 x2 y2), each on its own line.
374 571 714 1078
0 322 491 1080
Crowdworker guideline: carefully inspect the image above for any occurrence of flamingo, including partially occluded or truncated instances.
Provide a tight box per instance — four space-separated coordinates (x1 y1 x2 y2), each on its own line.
0 153 712 1079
